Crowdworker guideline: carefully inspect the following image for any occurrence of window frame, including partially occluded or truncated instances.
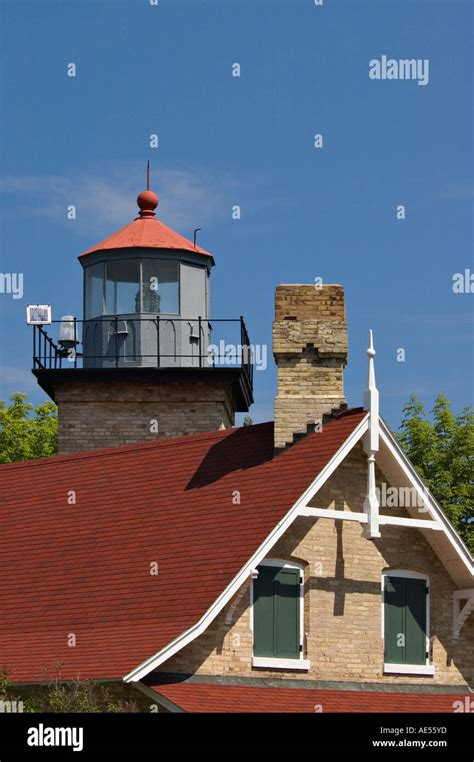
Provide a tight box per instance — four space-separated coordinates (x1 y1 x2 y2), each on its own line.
381 570 435 675
105 259 141 316
250 559 310 671
84 258 180 318
140 258 180 316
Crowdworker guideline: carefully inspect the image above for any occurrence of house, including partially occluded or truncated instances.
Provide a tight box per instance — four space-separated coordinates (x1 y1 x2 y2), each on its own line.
1 182 472 713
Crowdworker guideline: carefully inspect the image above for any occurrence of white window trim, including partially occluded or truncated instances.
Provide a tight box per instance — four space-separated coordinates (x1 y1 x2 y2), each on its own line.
381 570 435 676
252 657 311 671
383 664 435 676
250 559 309 671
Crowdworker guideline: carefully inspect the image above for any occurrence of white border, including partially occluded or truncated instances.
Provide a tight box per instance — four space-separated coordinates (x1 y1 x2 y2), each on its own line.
250 559 309 670
26 304 52 325
381 570 434 676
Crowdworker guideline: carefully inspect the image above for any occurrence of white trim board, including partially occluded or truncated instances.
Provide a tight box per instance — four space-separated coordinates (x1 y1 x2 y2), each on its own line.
383 664 436 676
298 506 443 531
252 657 311 671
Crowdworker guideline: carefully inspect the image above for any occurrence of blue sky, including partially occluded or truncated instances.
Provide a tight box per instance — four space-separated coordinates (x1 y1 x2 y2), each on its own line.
0 0 472 429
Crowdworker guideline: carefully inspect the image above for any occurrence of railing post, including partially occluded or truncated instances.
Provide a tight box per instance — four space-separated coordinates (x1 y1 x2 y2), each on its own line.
156 315 160 367
73 317 77 369
115 316 119 368
198 316 202 367
33 325 36 369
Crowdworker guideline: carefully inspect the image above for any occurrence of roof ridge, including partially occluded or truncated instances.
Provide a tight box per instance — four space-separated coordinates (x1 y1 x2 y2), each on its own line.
274 405 365 454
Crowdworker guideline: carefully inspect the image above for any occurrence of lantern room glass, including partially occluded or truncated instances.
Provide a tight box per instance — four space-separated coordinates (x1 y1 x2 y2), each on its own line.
105 260 140 315
85 260 179 318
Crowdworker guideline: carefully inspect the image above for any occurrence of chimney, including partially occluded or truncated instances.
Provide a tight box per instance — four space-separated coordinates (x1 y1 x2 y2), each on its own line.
273 284 348 451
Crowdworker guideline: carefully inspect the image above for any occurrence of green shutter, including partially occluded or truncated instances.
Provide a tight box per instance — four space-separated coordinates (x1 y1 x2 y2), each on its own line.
274 567 300 658
254 567 277 657
384 576 405 664
404 579 427 665
253 565 300 659
384 576 427 665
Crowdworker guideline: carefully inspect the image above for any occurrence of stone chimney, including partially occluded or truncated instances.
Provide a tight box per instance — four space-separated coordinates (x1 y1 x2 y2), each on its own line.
273 284 348 451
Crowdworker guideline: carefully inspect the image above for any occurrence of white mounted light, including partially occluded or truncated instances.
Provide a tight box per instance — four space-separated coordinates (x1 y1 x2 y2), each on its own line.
59 315 79 347
250 569 259 580
26 304 51 325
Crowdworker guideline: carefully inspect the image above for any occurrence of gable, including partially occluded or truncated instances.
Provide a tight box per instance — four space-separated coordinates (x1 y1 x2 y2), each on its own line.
156 441 472 686
125 414 472 682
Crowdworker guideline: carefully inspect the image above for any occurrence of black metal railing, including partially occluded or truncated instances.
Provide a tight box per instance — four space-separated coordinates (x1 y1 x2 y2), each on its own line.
32 316 254 388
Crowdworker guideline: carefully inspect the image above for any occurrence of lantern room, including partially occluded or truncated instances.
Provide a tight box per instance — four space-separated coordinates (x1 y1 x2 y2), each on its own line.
79 186 213 369
31 175 253 452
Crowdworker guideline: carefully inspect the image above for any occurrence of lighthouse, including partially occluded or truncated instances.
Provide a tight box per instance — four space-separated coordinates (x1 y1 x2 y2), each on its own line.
32 175 253 453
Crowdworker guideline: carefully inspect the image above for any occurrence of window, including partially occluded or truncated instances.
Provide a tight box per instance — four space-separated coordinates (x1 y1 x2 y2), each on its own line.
382 571 434 675
141 260 179 314
105 260 140 315
85 263 105 319
85 259 179 317
251 560 309 670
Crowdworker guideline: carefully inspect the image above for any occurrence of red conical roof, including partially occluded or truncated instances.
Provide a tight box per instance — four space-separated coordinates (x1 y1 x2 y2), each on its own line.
79 185 213 261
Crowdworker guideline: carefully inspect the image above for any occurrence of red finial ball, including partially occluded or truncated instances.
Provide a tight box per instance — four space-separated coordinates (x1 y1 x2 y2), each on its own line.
137 189 158 218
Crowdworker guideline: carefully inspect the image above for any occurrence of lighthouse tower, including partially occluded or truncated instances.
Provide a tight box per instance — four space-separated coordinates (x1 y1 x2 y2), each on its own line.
32 178 253 453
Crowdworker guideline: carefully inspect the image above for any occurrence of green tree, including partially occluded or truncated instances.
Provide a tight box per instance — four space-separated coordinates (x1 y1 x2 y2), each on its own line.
0 668 142 713
397 394 474 552
0 392 57 463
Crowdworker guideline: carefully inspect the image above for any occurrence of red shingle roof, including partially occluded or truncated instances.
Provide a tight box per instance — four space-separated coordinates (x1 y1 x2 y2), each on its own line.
79 216 213 259
0 409 365 683
149 682 462 713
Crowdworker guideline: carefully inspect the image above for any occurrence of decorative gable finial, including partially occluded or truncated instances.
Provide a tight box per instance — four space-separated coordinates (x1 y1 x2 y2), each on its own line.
363 329 379 453
363 330 377 409
362 329 380 539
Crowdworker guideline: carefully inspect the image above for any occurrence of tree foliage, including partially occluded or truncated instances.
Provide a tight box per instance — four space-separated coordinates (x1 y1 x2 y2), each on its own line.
0 668 142 713
397 394 473 552
0 392 58 463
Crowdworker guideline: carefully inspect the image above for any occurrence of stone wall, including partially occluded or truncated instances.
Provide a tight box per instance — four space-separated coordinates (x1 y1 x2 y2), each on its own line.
273 285 348 450
55 381 235 453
